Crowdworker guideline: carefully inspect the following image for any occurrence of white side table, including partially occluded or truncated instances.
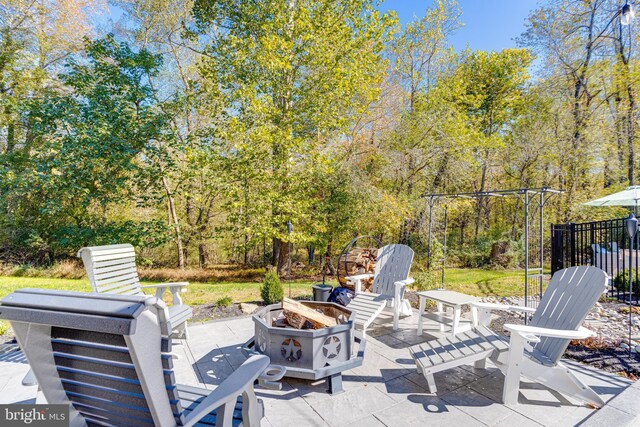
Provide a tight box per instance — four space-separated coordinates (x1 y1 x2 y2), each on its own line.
417 290 480 336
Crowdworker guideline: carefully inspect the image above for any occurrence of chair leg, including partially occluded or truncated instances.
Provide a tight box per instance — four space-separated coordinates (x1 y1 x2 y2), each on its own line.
425 372 437 394
174 322 189 340
393 303 400 331
241 388 262 427
474 358 487 370
520 359 605 408
502 334 526 405
182 322 190 340
216 402 235 427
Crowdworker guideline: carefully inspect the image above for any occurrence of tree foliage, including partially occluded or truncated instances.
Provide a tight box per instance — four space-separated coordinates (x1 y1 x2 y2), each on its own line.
2 0 640 272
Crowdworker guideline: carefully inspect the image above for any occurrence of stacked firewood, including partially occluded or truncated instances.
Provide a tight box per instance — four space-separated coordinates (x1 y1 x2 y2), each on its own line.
337 247 377 291
272 298 342 330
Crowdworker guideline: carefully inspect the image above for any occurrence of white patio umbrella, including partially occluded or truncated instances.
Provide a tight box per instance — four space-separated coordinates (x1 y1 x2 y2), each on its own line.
583 185 640 214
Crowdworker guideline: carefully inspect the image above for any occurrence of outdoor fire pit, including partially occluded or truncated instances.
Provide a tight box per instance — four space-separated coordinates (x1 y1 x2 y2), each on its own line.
243 300 365 394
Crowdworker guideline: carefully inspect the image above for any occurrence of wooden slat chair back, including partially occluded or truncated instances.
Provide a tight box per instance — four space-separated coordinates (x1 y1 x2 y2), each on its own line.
78 244 192 339
529 266 607 365
372 244 414 297
0 289 269 427
79 244 143 296
347 244 415 334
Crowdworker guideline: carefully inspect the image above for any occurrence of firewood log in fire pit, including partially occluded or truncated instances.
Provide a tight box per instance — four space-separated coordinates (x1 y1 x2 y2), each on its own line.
337 247 377 291
282 297 337 329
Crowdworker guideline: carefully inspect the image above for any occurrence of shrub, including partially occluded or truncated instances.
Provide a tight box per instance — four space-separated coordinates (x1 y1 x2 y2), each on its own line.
0 321 8 336
414 268 441 291
613 270 640 298
216 296 233 307
261 271 284 304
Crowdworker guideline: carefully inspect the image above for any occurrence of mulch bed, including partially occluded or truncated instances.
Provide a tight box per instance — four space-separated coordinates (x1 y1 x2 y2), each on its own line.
191 303 245 322
564 345 640 379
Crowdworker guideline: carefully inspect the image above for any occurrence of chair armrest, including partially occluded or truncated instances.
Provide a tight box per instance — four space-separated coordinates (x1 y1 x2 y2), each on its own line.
393 278 414 303
345 274 374 282
140 282 189 290
345 274 374 293
504 324 596 341
141 282 189 305
471 302 536 314
394 278 415 288
182 355 270 427
471 302 536 327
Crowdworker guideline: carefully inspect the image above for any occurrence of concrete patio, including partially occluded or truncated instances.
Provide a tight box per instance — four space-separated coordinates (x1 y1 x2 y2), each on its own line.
1 313 639 426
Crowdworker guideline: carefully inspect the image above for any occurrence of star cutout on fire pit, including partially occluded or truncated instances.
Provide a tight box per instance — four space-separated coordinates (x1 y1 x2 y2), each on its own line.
257 328 267 352
322 336 341 360
281 338 302 362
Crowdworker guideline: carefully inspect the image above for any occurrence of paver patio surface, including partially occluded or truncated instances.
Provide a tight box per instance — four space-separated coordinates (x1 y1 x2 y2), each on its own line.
0 312 638 426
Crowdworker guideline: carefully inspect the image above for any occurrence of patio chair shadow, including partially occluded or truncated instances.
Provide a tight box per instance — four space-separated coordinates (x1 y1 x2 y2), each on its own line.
406 394 452 413
0 345 28 364
192 343 247 386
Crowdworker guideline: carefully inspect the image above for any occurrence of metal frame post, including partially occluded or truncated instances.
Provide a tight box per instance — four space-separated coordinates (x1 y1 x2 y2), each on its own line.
419 187 563 312
441 206 448 289
524 190 529 316
427 196 436 270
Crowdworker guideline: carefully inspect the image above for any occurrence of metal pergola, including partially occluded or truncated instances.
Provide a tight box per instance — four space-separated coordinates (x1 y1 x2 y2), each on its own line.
423 187 564 311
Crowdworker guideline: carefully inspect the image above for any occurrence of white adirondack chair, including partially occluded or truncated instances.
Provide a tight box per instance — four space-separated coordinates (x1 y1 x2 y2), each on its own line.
346 244 415 334
0 289 280 427
78 244 192 339
410 266 607 407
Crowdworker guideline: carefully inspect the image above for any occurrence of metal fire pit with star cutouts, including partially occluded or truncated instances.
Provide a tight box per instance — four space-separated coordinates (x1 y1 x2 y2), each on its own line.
242 300 365 394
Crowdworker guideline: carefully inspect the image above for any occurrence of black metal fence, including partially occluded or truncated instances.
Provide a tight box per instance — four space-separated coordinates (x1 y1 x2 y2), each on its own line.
551 218 639 303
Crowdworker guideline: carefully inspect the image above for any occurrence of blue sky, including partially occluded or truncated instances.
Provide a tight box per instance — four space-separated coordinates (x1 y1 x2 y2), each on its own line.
379 0 536 52
102 0 536 53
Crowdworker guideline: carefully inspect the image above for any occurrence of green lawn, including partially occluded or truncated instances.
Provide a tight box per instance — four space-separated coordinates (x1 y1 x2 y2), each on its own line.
0 268 532 305
441 269 532 297
0 276 315 306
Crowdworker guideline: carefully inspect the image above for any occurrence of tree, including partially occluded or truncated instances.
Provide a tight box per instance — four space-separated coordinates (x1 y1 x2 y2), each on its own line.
0 36 171 258
453 49 533 238
194 0 395 275
386 0 462 244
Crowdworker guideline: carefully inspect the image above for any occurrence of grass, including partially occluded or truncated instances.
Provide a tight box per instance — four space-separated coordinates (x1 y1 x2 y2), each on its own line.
0 276 315 305
441 268 533 297
0 268 533 305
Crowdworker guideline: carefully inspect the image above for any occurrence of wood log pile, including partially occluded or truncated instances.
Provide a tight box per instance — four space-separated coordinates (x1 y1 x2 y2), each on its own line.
337 247 377 291
272 298 345 330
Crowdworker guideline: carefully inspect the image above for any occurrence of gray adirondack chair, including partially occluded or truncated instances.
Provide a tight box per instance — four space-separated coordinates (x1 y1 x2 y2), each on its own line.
410 266 607 407
0 288 276 427
346 244 415 334
78 244 192 339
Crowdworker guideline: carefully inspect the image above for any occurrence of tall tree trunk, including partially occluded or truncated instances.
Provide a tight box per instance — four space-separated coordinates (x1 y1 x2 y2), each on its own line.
278 240 291 277
272 0 297 275
474 148 490 240
162 176 185 269
614 21 636 185
198 243 209 268
271 237 281 266
322 240 337 275
5 105 14 153
307 245 315 264
626 75 636 185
